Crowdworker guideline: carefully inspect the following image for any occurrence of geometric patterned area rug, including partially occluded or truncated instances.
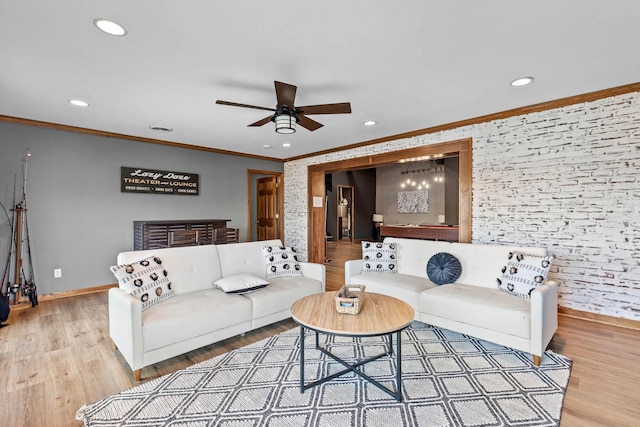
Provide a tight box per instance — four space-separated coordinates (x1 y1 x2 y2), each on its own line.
76 322 572 427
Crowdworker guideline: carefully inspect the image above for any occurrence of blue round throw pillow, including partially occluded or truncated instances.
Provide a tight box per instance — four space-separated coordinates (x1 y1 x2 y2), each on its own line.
426 252 462 285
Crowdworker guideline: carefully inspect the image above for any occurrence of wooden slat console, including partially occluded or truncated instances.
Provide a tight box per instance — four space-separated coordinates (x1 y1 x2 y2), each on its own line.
133 219 231 250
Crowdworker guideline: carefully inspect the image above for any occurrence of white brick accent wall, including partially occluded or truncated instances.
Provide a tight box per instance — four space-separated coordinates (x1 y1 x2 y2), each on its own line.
285 92 640 321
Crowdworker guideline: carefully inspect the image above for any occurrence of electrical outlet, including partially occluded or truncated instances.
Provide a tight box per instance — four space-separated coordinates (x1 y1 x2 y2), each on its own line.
54 268 62 278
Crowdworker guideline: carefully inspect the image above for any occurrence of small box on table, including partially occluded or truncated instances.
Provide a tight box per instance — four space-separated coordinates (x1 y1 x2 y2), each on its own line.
335 285 365 315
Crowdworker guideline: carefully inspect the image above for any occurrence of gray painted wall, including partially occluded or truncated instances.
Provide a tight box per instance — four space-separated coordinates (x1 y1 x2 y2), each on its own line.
0 122 282 295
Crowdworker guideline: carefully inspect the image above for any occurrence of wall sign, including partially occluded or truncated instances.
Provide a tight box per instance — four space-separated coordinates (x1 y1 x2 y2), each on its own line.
121 167 199 195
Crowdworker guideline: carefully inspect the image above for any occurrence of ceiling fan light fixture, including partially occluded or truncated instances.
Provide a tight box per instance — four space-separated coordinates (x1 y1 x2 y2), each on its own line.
274 113 297 134
217 81 351 132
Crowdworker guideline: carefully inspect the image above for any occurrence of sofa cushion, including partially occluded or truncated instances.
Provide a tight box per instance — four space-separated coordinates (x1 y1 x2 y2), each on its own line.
116 245 223 295
241 276 323 320
142 288 252 351
110 256 174 311
263 246 303 278
348 272 434 312
216 239 281 278
497 252 554 299
361 241 397 273
426 252 462 285
433 242 548 289
214 274 269 294
419 283 531 339
384 238 451 277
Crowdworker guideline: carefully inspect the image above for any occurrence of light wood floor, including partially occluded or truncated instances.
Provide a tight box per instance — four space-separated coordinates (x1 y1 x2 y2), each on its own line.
1 240 638 426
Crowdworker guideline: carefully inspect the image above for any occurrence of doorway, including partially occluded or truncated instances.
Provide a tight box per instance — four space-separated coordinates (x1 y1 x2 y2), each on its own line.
307 138 472 264
247 170 283 242
336 185 354 241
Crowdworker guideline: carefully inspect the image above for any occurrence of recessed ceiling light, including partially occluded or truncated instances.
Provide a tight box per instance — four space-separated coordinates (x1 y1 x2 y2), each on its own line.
93 18 127 36
69 99 89 107
282 143 291 148
363 120 377 126
510 77 534 87
263 145 272 149
149 126 173 132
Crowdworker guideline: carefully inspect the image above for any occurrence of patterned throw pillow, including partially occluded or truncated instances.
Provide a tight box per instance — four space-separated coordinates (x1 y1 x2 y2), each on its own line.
214 274 269 294
361 241 397 273
263 246 303 278
497 252 554 299
110 256 174 311
426 252 462 285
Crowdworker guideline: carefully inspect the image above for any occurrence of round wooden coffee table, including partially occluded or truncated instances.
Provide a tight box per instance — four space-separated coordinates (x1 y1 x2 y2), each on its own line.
291 291 414 401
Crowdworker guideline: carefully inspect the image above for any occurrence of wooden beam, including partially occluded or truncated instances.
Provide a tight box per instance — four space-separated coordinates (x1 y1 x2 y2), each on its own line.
308 171 326 264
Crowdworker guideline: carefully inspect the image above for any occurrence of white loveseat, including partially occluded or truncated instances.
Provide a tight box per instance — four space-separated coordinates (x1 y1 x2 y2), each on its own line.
109 239 325 380
345 237 557 365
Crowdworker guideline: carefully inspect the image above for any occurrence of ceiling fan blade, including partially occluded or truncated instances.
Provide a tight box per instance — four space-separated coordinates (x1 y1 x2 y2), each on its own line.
274 81 297 109
248 116 273 127
298 115 324 131
216 100 275 112
296 102 352 115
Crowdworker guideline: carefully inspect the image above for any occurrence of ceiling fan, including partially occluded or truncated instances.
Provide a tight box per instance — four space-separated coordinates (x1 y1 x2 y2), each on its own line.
216 81 352 134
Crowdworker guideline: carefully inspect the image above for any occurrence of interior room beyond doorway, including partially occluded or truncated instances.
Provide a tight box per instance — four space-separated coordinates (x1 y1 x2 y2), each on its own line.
308 138 472 264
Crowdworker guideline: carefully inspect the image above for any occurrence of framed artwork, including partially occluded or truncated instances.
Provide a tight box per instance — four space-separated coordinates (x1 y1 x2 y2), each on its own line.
397 190 429 213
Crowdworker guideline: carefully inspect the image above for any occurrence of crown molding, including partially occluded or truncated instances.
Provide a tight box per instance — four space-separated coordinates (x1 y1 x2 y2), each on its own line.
285 81 640 162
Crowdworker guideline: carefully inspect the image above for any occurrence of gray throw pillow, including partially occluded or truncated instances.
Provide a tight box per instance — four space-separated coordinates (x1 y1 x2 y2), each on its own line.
426 252 462 285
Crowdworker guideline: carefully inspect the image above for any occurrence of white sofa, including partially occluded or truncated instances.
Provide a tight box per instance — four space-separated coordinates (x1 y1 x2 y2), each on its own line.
109 239 325 380
345 237 557 365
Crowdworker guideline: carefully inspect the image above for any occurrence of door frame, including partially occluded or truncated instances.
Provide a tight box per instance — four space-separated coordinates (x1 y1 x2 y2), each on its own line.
247 169 284 242
307 138 472 263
